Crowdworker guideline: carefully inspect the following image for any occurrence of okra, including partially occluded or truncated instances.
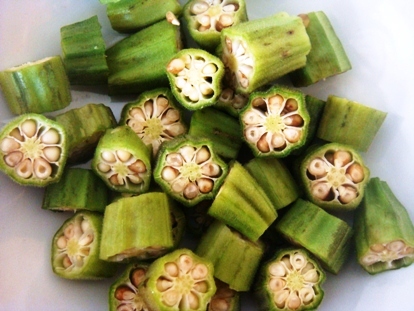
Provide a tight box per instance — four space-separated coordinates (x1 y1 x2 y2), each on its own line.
299 142 370 211
141 248 217 311
92 126 152 194
354 177 414 274
208 279 240 311
166 48 225 110
51 211 118 280
119 88 188 158
255 248 326 311
215 86 249 117
239 85 310 157
275 198 353 274
154 135 228 207
0 113 68 187
0 56 71 115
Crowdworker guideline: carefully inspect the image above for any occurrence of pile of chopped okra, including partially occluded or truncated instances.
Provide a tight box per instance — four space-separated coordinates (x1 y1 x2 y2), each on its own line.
1 0 414 310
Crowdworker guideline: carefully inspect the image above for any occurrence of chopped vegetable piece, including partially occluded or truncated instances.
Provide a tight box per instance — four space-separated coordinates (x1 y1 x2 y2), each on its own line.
208 279 240 311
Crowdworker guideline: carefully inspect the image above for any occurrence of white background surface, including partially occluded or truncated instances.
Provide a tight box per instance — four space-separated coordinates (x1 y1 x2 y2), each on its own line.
1 0 414 310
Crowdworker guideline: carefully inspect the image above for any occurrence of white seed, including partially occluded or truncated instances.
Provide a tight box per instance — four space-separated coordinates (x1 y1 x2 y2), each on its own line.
291 252 306 270
101 150 116 163
165 123 186 137
307 158 327 178
183 182 200 199
127 119 144 132
41 129 60 144
97 162 111 173
15 158 33 178
386 240 405 252
4 151 23 167
225 37 233 53
166 153 184 166
269 277 286 292
244 126 264 142
346 163 365 183
33 158 52 179
267 95 284 114
64 224 75 239
116 150 132 162
274 289 289 308
162 166 179 181
129 160 147 174
287 292 301 310
361 254 380 265
171 178 188 193
210 298 229 311
163 109 180 124
190 1 209 15
197 14 212 27
62 255 72 268
189 89 200 102
269 262 287 277
79 234 93 246
239 76 249 88
20 119 37 138
201 163 221 177
109 174 124 186
200 83 214 96
311 182 331 201
167 58 186 75
191 263 208 280
283 128 301 143
198 178 214 193
271 132 286 149
303 269 319 283
130 107 146 121
238 64 253 77
195 146 210 164
202 63 218 75
193 281 208 293
338 185 358 204
223 4 238 12
187 292 199 310
165 262 180 277
162 290 181 307
242 110 263 125
144 100 154 118
43 146 61 162
180 146 196 162
299 287 315 304
333 150 352 167
56 236 67 249
157 278 173 292
166 11 180 26
9 128 24 141
81 219 90 232
1 137 20 153
175 77 187 89
178 254 194 274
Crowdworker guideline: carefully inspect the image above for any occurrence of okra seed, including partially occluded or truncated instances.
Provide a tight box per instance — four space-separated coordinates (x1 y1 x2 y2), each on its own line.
128 160 147 173
219 14 234 28
386 240 405 252
57 236 67 249
195 146 210 164
167 58 186 75
291 253 306 270
269 262 287 277
79 234 93 246
269 277 286 291
162 166 179 181
284 128 301 143
166 11 180 26
81 219 90 232
197 178 213 193
188 292 199 309
370 244 385 252
191 263 208 280
210 298 229 311
346 163 365 183
307 158 327 178
257 134 270 153
287 292 301 310
110 174 123 186
102 151 116 163
165 262 180 277
333 150 352 167
16 159 33 178
300 287 314 304
157 278 173 291
202 63 218 75
303 269 319 283
338 185 357 204
4 151 23 167
166 153 184 166
62 255 72 268
190 1 209 15
285 98 298 112
20 120 37 138
163 109 180 124
43 146 61 162
162 290 180 307
179 254 194 274
41 129 60 144
311 182 331 200
193 281 208 293
64 224 74 239
33 158 52 179
116 150 132 162
200 82 214 96
283 114 304 127
184 182 200 199
268 95 284 113
9 128 24 141
243 110 263 125
274 290 289 308
180 146 197 162
197 14 211 27
1 137 20 153
115 286 135 301
97 162 111 173
130 107 146 122
201 163 221 177
172 178 188 193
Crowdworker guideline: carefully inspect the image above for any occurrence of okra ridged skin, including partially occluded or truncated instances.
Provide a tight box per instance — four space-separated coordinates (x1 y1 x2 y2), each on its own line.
0 56 71 115
289 11 352 87
106 19 182 95
354 177 414 274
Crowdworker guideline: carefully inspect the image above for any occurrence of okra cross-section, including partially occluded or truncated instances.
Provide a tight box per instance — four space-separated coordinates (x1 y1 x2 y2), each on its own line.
154 135 228 207
240 85 310 157
0 113 68 186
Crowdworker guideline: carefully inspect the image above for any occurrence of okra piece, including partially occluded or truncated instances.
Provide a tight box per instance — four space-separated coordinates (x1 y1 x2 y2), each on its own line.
215 86 249 117
299 142 370 211
166 48 225 110
316 95 387 152
0 113 68 187
51 211 118 280
154 135 228 207
244 157 300 210
42 167 109 213
60 15 109 85
99 192 176 262
275 198 353 274
354 177 414 274
196 220 265 291
106 0 183 33
220 12 311 94
92 126 152 194
207 161 277 242
106 19 182 95
141 248 217 311
289 11 352 87
0 56 71 115
189 107 243 161
109 262 150 311
255 248 326 311
55 103 117 164
183 0 248 51
239 85 310 157
208 279 240 311
119 88 188 157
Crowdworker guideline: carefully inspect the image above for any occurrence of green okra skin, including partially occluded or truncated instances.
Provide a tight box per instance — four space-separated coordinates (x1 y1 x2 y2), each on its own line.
196 220 265 292
299 142 370 211
354 177 414 275
51 211 118 280
166 48 225 110
316 95 387 152
207 161 277 242
239 85 310 158
99 192 175 262
92 125 152 194
244 157 300 210
183 0 248 52
106 0 183 33
60 15 109 85
42 167 109 213
106 19 182 95
208 279 240 311
119 88 188 158
55 103 117 164
274 198 353 274
188 107 243 161
289 11 352 87
255 247 326 311
220 12 311 94
153 134 229 207
0 113 68 187
0 56 71 115
141 248 217 311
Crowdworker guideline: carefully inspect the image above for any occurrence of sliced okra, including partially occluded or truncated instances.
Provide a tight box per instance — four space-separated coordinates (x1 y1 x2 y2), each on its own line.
220 12 311 94
255 248 326 311
119 88 188 157
196 220 265 292
207 161 277 242
55 103 117 164
99 192 176 262
42 167 109 213
299 142 370 211
166 48 225 110
240 85 310 157
154 135 228 207
316 95 387 152
354 177 414 274
0 55 71 115
208 279 240 311
52 211 118 280
92 126 152 194
289 11 352 87
275 198 353 274
183 0 248 51
215 86 249 117
0 113 68 187
141 248 217 311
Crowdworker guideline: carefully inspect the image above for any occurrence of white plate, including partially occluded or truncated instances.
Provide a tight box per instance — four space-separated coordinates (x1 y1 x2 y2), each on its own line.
1 1 413 310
